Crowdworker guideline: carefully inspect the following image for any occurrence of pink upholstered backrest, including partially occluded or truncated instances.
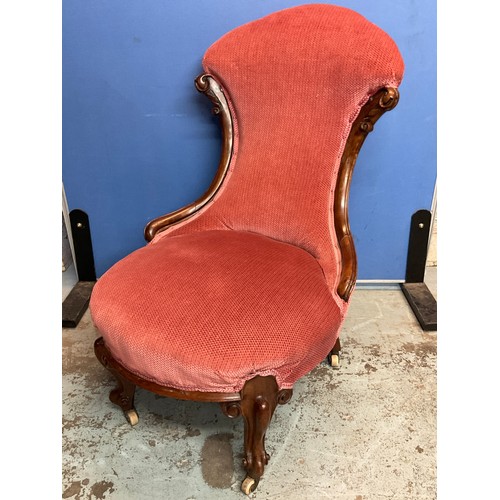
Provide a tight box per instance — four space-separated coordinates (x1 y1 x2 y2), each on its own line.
156 4 404 302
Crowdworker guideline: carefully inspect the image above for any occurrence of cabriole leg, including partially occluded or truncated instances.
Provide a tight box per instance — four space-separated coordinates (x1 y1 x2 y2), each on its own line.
94 337 139 426
235 375 292 494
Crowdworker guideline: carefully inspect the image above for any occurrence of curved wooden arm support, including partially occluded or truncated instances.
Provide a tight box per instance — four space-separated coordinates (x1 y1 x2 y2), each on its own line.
334 87 400 301
144 74 234 242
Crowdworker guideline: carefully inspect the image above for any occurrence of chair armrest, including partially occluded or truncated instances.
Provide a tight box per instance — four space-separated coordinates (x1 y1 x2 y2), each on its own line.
335 87 400 301
144 74 234 242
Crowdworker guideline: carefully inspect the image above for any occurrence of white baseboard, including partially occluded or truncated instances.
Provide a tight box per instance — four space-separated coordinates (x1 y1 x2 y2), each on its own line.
355 280 404 290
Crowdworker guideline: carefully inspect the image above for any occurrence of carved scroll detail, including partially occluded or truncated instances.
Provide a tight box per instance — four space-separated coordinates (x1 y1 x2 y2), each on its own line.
379 87 399 109
220 401 242 419
277 388 293 405
334 87 400 301
359 88 399 133
144 74 234 241
220 386 292 420
195 74 222 115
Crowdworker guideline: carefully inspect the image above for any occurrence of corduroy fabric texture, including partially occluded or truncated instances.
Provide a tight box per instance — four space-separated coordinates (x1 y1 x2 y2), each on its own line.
90 4 404 393
90 230 343 392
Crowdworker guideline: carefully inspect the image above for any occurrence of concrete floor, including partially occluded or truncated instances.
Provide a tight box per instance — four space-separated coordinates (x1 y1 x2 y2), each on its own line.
62 283 436 499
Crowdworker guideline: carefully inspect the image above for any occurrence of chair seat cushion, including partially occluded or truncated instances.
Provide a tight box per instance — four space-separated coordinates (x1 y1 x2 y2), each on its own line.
90 230 345 393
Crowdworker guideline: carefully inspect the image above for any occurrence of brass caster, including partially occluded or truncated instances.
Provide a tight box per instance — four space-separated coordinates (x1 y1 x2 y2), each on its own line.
329 353 341 369
241 476 258 495
125 409 139 426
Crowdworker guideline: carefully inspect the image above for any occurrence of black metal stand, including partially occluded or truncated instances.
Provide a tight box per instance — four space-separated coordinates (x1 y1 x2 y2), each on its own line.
400 209 437 331
62 209 96 328
62 281 95 328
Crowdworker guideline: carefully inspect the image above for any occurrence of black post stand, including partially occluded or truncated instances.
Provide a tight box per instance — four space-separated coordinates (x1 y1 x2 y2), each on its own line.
400 209 437 331
62 209 96 328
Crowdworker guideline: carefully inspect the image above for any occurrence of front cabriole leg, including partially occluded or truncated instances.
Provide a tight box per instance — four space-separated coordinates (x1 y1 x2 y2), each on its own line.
221 375 292 495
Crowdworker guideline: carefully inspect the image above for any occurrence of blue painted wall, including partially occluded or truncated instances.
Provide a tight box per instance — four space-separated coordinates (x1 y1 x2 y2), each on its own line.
63 0 436 279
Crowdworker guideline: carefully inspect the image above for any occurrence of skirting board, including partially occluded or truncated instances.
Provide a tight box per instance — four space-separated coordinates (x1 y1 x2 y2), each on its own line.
356 280 404 290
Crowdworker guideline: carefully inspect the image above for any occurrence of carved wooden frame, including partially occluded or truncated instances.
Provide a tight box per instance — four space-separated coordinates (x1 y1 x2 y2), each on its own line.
144 74 234 242
95 77 400 494
335 87 400 300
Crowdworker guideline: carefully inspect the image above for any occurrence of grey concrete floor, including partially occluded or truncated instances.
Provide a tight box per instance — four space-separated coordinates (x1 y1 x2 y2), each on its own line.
62 286 436 499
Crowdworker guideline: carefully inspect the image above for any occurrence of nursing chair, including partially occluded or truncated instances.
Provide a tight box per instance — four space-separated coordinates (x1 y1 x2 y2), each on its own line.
90 4 404 494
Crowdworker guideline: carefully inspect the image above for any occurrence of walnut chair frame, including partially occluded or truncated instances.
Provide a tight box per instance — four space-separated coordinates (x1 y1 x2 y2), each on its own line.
94 73 399 495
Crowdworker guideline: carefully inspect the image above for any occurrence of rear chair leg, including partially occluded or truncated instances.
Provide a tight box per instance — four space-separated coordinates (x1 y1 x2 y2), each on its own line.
328 337 342 369
94 337 139 426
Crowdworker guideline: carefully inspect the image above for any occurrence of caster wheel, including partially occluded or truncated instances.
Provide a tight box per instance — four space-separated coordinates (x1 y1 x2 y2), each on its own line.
125 409 139 426
241 476 258 495
329 353 341 369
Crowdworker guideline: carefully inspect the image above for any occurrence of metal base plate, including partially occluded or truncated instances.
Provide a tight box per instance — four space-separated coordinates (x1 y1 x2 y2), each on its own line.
62 281 95 328
400 282 437 331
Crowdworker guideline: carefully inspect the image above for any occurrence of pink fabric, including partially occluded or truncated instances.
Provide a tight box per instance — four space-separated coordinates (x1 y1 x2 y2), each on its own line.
90 5 403 392
90 230 344 392
154 4 404 305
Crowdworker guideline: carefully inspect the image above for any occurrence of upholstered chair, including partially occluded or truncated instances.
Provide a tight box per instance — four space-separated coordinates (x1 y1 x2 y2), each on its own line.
90 4 404 494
